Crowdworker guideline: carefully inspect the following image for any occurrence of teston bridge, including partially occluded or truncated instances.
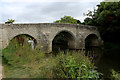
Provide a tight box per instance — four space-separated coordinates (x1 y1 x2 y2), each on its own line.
0 23 103 53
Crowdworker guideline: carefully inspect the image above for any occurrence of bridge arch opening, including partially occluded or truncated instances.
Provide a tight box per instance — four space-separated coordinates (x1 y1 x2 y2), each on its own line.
9 34 37 49
85 34 101 60
52 31 75 53
85 34 99 48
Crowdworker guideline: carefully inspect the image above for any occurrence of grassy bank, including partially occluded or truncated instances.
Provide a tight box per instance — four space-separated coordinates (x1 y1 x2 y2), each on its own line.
2 40 100 78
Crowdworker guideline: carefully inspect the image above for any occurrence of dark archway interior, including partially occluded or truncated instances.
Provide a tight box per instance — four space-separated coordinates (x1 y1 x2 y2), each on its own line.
85 34 100 59
10 34 37 48
52 31 74 53
85 34 99 48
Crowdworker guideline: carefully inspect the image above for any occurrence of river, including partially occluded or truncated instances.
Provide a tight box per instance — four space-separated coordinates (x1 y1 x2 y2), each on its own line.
86 46 120 79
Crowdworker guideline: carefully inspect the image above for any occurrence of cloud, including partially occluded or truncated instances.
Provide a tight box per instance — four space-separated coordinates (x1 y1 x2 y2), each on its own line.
0 1 101 23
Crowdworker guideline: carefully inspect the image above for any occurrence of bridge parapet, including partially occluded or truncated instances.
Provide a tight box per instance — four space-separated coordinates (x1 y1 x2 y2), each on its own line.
0 23 97 30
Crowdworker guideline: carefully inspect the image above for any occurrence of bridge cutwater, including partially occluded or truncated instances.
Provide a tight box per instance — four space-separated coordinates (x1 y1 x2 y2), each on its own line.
0 23 103 53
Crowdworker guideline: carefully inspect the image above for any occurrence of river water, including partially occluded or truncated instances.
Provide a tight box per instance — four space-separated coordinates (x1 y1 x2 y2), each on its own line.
87 47 120 79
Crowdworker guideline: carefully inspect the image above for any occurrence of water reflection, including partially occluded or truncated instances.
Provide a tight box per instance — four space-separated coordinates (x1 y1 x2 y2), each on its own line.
87 46 120 78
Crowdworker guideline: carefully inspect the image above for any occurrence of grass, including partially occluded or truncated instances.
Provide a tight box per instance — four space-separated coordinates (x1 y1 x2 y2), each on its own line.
2 37 102 78
2 36 120 79
2 42 101 78
3 51 100 78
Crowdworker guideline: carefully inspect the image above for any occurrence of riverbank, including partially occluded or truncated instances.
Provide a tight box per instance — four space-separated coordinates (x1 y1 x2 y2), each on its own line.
2 45 100 78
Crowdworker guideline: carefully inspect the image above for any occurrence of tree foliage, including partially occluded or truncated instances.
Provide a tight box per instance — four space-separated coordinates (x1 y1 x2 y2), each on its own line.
5 19 15 24
83 2 120 42
54 16 81 24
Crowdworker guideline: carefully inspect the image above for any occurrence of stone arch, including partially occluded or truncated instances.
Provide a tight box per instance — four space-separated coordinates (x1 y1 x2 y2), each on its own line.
84 33 100 47
84 33 103 61
9 33 37 42
8 34 37 48
52 30 76 52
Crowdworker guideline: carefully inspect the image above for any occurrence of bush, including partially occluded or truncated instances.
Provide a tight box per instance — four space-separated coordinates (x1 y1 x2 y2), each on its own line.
111 69 120 79
5 19 15 24
53 51 100 78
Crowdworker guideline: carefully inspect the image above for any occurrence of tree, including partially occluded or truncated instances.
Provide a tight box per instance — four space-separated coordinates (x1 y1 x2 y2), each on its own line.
5 19 15 24
54 16 81 24
83 2 120 42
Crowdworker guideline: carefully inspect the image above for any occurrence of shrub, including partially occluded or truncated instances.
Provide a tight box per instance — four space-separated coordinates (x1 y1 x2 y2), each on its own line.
5 19 15 24
53 51 100 78
111 69 120 79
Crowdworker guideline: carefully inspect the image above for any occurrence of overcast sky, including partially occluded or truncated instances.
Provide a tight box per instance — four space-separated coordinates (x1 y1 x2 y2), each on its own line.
0 0 103 23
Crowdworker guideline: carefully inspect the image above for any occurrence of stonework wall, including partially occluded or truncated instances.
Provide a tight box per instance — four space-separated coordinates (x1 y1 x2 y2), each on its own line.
0 23 103 53
0 24 2 50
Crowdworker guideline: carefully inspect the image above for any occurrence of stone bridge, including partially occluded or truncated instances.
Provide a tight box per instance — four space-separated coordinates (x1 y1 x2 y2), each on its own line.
0 23 103 53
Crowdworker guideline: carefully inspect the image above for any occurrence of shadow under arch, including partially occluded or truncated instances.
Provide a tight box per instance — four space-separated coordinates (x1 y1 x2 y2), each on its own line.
9 34 37 48
85 34 102 63
52 30 75 53
85 34 99 48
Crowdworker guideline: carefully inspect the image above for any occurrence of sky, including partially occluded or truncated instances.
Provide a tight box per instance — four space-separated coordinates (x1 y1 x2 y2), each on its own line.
0 0 104 23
